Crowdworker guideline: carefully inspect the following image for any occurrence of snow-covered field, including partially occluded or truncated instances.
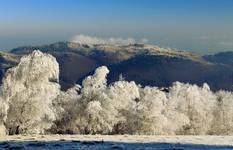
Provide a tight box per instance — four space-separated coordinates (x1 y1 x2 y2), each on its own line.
0 135 233 150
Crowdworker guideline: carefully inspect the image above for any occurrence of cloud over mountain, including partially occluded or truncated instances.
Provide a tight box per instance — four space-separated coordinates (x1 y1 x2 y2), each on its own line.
70 34 149 45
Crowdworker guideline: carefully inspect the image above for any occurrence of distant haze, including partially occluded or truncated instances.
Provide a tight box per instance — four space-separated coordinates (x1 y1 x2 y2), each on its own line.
0 0 233 54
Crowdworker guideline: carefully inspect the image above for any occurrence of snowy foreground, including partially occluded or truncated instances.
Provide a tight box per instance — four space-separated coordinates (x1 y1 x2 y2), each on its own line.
0 135 233 150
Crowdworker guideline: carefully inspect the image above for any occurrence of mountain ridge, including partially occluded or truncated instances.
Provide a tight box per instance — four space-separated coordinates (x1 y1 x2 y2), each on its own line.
0 41 232 91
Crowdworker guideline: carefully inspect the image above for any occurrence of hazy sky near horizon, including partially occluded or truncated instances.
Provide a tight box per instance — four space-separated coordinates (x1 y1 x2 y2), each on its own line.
0 0 233 54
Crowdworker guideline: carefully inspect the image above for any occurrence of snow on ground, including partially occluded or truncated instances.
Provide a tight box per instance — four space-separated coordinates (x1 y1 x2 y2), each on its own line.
0 135 233 150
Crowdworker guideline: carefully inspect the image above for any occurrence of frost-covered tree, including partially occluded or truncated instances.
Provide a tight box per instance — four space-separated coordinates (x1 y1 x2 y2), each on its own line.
120 86 168 135
211 91 233 135
51 84 81 134
166 82 216 135
53 67 233 135
0 97 8 135
75 66 113 134
134 87 169 135
107 81 141 134
1 50 60 134
0 50 232 135
57 66 120 134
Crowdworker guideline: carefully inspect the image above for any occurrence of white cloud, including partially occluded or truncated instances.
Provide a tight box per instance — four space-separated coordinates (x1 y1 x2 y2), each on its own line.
70 34 149 45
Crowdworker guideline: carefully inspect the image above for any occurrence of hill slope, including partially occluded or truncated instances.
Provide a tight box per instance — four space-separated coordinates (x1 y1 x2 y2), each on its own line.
1 41 232 91
203 51 233 67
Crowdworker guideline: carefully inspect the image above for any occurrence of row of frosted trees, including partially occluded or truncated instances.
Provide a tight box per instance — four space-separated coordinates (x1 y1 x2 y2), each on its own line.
0 51 232 135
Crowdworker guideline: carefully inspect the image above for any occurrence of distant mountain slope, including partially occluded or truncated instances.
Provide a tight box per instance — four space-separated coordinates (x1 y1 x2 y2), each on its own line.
203 51 233 67
11 42 207 64
1 41 232 91
108 54 233 91
52 52 99 90
0 52 20 84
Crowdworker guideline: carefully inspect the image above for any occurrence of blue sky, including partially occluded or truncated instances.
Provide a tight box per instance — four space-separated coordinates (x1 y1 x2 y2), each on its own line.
0 0 233 54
